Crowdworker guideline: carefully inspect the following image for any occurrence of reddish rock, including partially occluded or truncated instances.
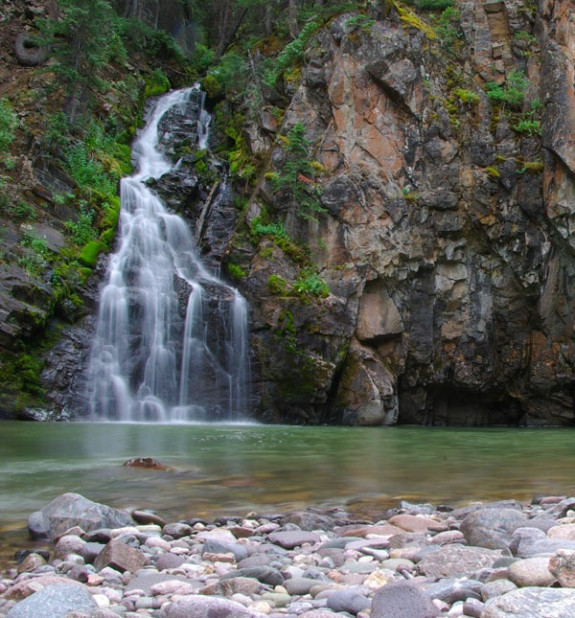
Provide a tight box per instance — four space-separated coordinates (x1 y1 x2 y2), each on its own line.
94 539 148 573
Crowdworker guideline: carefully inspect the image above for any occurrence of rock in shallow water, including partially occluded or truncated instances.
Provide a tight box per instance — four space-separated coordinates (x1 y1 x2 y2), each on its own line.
28 493 134 541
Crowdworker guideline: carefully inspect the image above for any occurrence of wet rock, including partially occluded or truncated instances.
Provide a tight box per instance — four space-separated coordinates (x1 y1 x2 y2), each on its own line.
124 458 170 471
28 493 133 541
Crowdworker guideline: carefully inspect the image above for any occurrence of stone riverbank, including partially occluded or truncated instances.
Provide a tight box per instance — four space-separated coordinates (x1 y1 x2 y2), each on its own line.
3 493 575 617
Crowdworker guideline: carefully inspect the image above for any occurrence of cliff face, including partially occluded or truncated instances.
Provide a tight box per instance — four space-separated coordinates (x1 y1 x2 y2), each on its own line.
230 0 575 425
5 0 574 426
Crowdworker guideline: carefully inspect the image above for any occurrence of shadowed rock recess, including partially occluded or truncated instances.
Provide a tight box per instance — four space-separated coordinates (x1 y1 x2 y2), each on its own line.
8 0 575 425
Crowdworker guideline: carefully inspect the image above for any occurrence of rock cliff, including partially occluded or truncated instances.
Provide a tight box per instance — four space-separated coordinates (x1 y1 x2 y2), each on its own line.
3 0 575 426
226 0 575 425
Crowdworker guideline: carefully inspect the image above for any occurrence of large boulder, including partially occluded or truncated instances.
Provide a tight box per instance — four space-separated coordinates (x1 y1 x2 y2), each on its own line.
6 584 96 618
28 492 134 540
482 587 575 617
460 508 528 549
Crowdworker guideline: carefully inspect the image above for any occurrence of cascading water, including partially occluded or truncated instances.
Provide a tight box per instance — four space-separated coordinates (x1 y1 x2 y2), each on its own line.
87 87 251 422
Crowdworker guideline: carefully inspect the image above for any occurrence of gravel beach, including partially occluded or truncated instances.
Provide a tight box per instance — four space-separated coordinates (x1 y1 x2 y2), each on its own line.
3 493 575 617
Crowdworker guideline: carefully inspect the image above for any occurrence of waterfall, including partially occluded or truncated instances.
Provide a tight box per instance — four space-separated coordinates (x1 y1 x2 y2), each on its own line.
87 87 251 422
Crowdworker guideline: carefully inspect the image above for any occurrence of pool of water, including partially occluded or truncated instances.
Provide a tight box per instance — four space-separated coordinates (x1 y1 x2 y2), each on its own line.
1 422 574 531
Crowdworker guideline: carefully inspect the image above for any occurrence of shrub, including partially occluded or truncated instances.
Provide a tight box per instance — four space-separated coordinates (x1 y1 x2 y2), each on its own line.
272 123 325 220
293 270 329 298
227 263 247 281
485 70 528 110
0 98 18 164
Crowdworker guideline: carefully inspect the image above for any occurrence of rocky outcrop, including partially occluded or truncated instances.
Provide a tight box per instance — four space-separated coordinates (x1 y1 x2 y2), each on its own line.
12 0 575 426
229 0 575 425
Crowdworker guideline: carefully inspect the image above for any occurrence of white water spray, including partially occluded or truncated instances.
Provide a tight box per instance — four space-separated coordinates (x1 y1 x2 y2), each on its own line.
88 87 250 422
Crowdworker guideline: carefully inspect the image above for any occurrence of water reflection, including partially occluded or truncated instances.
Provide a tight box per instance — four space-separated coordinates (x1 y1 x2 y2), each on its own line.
0 423 574 528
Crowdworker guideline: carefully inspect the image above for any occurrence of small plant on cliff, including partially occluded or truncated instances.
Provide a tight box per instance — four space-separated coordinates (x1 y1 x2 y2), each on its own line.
0 98 18 164
227 262 248 281
293 270 330 299
485 70 529 110
272 123 325 221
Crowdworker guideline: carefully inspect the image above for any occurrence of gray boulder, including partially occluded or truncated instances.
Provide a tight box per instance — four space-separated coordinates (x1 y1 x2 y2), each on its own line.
482 587 575 617
460 508 527 549
372 580 440 618
6 584 96 618
28 493 134 540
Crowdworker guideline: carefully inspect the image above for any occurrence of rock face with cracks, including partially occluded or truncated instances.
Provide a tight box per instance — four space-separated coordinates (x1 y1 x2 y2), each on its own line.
11 0 575 426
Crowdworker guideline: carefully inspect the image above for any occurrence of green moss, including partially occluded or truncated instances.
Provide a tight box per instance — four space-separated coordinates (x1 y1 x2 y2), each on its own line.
227 262 247 281
485 166 501 179
78 240 106 268
144 68 170 98
268 274 289 295
520 161 544 173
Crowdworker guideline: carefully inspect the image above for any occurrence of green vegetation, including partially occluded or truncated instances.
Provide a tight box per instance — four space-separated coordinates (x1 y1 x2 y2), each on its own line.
251 218 289 240
227 262 248 280
485 70 529 110
0 99 18 160
293 270 329 298
454 88 480 105
268 274 289 295
271 123 325 221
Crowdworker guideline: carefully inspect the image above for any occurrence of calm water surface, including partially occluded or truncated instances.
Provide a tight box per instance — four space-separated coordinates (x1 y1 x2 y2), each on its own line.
1 422 575 533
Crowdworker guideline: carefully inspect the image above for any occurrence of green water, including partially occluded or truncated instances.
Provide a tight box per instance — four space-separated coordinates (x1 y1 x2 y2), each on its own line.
1 422 575 531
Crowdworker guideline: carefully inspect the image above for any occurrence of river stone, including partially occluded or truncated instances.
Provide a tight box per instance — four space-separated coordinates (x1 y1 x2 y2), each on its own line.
371 580 440 618
2 576 85 601
325 586 370 614
548 524 575 540
424 577 484 603
482 587 575 617
162 523 193 538
549 549 575 587
284 577 325 595
417 546 501 577
507 556 555 587
388 514 444 532
220 565 285 586
482 579 518 600
5 584 97 618
268 530 321 549
93 539 148 572
509 528 575 558
125 573 191 594
460 508 527 549
202 537 249 561
159 594 256 617
28 493 133 541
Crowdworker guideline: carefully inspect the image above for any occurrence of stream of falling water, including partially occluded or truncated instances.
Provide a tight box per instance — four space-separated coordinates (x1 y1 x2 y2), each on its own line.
87 87 250 422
